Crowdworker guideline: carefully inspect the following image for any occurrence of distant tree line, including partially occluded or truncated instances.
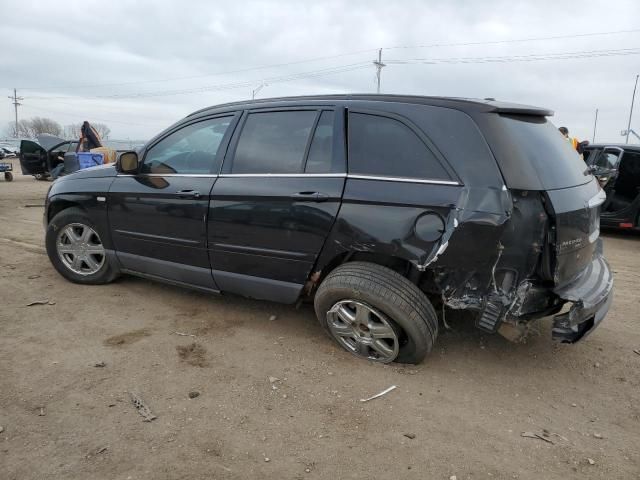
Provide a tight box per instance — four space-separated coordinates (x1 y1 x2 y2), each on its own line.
5 117 111 140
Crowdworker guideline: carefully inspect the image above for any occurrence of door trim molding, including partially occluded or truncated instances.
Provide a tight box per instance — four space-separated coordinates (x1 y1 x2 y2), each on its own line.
347 174 460 186
116 172 460 185
219 173 345 178
213 242 312 260
115 229 200 245
213 269 302 304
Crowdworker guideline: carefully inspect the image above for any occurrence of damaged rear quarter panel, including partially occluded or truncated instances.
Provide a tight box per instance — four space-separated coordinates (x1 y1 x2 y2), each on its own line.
313 178 462 268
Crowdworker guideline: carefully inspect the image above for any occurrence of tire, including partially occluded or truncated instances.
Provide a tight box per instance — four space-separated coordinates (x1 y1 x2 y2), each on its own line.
45 207 118 285
4 172 12 182
314 261 438 364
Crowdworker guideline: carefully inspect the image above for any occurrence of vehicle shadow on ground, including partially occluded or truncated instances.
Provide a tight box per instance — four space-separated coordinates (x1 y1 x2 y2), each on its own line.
113 275 573 375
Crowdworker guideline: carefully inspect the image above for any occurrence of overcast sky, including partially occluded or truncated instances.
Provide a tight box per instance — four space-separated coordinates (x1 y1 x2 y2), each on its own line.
1 0 639 142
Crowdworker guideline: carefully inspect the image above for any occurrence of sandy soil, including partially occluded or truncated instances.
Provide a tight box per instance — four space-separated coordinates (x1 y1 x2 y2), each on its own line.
1 163 639 480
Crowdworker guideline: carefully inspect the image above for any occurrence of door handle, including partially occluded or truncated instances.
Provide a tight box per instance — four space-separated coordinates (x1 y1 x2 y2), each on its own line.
176 189 201 199
290 191 329 202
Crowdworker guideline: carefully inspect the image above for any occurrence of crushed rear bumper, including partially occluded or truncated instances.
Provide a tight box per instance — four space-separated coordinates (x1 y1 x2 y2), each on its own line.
551 240 613 343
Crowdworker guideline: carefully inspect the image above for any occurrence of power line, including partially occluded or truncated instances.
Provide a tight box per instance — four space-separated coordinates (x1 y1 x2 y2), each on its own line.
27 62 371 101
20 103 169 127
12 51 377 92
25 47 640 103
101 63 371 99
8 27 640 92
385 47 640 65
383 28 640 50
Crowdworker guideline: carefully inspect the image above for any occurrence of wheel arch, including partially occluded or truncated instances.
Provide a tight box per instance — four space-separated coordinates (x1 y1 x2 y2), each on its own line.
47 198 86 224
309 251 440 297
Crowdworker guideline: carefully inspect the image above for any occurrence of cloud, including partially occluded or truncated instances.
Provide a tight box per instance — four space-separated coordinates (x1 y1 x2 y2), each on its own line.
1 0 639 142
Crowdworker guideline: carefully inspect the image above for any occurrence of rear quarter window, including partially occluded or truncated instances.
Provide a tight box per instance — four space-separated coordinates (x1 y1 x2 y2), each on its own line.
348 112 450 180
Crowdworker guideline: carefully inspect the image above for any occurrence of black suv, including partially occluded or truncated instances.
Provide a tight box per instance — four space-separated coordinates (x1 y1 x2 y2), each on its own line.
44 95 613 364
583 143 640 230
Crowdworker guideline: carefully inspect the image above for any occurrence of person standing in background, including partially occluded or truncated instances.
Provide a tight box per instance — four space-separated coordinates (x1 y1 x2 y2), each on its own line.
75 121 103 152
559 126 579 150
559 126 587 160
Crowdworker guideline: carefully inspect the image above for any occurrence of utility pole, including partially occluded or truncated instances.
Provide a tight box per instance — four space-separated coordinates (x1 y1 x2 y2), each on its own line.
251 83 267 100
625 74 638 144
373 48 386 94
592 108 598 143
7 88 24 138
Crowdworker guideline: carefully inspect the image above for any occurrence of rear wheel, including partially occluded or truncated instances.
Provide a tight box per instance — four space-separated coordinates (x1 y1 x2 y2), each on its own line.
45 208 118 284
4 172 12 181
314 262 438 364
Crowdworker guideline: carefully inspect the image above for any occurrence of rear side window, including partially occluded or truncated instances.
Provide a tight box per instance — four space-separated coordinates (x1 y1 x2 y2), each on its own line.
232 111 316 173
348 112 450 179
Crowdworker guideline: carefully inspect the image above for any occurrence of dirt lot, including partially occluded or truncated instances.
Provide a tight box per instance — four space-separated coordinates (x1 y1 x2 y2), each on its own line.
1 163 639 480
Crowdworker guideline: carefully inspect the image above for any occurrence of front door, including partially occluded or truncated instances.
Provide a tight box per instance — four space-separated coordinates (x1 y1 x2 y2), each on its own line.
588 147 623 190
19 140 47 175
209 108 345 303
108 114 237 291
601 149 640 224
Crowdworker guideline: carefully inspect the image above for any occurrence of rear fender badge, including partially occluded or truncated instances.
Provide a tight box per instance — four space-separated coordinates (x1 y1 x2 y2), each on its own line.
97 196 106 202
558 237 584 252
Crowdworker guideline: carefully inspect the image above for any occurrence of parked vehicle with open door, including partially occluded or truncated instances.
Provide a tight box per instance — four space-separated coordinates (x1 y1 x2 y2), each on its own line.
584 144 640 230
19 135 78 180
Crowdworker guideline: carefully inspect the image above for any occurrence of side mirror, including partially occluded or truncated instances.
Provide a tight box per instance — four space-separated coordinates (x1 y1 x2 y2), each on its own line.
117 151 139 174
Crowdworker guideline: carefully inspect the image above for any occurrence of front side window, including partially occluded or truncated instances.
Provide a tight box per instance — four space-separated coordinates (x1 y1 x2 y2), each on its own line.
232 111 316 174
594 150 622 170
348 112 450 179
142 116 232 174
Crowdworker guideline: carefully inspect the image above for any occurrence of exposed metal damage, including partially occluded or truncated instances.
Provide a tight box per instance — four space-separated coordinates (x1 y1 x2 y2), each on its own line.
407 186 554 342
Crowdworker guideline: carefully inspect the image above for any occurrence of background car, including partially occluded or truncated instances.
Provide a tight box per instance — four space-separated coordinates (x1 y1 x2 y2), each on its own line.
584 143 640 230
19 135 78 180
0 146 17 159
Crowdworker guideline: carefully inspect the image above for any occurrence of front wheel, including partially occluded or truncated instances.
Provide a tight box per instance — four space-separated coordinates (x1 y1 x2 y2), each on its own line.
45 207 118 284
4 172 12 181
314 262 438 364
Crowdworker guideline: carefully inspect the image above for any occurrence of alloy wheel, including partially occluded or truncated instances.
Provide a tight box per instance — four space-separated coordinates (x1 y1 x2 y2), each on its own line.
56 223 105 275
326 299 400 363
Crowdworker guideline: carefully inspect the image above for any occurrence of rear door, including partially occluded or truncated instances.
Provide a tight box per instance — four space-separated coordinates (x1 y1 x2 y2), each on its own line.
209 108 345 303
108 114 237 291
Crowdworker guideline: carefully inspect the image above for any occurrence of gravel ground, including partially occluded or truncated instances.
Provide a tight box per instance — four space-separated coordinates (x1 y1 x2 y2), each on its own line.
1 164 639 479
